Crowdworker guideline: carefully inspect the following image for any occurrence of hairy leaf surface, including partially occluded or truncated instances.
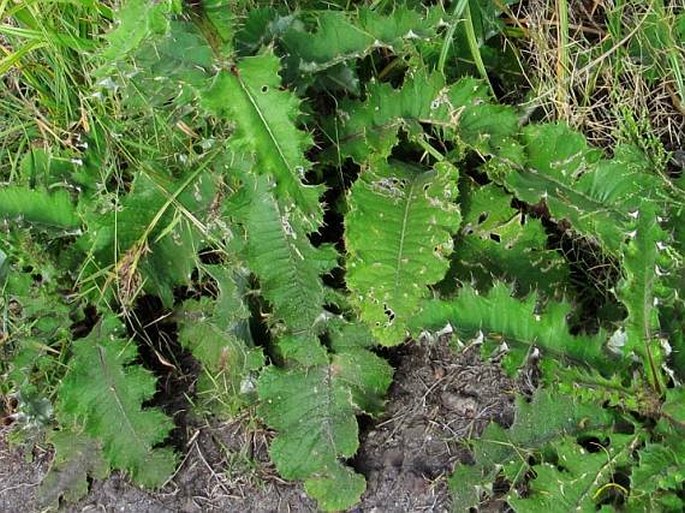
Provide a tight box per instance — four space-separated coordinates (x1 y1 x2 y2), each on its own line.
325 73 521 164
56 315 176 486
452 181 568 295
203 52 322 223
38 431 109 508
257 322 392 511
238 175 335 336
282 6 441 73
346 160 461 344
0 187 80 228
504 126 662 253
450 390 613 510
616 200 674 388
177 267 263 414
508 434 636 512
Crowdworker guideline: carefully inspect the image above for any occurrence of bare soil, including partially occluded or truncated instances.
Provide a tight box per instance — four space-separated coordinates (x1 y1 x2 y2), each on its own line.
0 336 520 513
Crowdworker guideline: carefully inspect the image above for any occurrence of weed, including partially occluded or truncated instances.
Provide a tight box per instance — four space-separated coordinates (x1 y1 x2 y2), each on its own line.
1 1 684 512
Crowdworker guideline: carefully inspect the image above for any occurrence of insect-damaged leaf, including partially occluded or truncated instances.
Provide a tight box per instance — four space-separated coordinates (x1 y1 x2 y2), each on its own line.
345 160 461 345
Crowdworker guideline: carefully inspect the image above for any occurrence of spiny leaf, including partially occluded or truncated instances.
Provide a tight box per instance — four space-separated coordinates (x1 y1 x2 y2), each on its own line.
412 282 612 372
503 127 662 253
0 186 80 229
97 0 176 68
123 20 215 109
203 52 323 224
257 323 392 512
176 266 263 414
630 429 685 512
56 315 176 487
450 390 613 510
238 175 336 336
616 200 674 390
281 5 442 74
452 181 568 295
81 169 216 306
324 72 521 164
345 160 461 345
508 433 637 513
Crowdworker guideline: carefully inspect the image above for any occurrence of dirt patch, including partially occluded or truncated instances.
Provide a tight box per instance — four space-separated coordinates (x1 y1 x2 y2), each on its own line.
0 432 52 513
0 337 521 513
352 337 517 512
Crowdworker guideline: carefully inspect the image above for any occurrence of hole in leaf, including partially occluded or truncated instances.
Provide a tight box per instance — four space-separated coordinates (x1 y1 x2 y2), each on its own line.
489 233 501 243
260 85 268 93
477 212 488 224
576 435 609 453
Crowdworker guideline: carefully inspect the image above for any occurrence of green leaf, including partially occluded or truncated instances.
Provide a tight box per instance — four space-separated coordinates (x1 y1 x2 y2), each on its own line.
325 72 521 165
412 282 611 372
281 6 441 74
257 322 391 511
0 186 79 228
56 315 176 487
98 0 177 68
239 175 335 336
38 431 109 508
258 364 361 508
662 387 685 426
503 126 662 253
508 434 636 513
123 20 214 109
631 437 685 510
82 168 216 306
452 181 568 295
345 160 461 345
177 267 263 414
203 52 323 224
450 390 613 510
304 465 366 513
616 200 673 389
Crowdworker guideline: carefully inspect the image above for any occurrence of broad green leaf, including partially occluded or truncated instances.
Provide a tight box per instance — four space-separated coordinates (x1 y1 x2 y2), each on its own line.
0 187 79 228
56 315 176 487
177 267 263 414
450 390 613 510
98 0 177 67
82 169 216 306
508 433 636 513
203 52 323 224
304 465 366 513
346 160 461 345
239 175 335 336
257 322 391 511
257 364 363 509
662 388 685 425
123 20 214 109
630 437 685 511
616 200 673 389
325 73 521 165
281 5 441 73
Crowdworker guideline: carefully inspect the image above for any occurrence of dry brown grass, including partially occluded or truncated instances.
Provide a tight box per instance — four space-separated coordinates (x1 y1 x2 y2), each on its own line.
508 0 685 155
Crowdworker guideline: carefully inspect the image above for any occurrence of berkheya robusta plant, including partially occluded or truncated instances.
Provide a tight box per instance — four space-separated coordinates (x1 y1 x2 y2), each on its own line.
1 1 684 511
